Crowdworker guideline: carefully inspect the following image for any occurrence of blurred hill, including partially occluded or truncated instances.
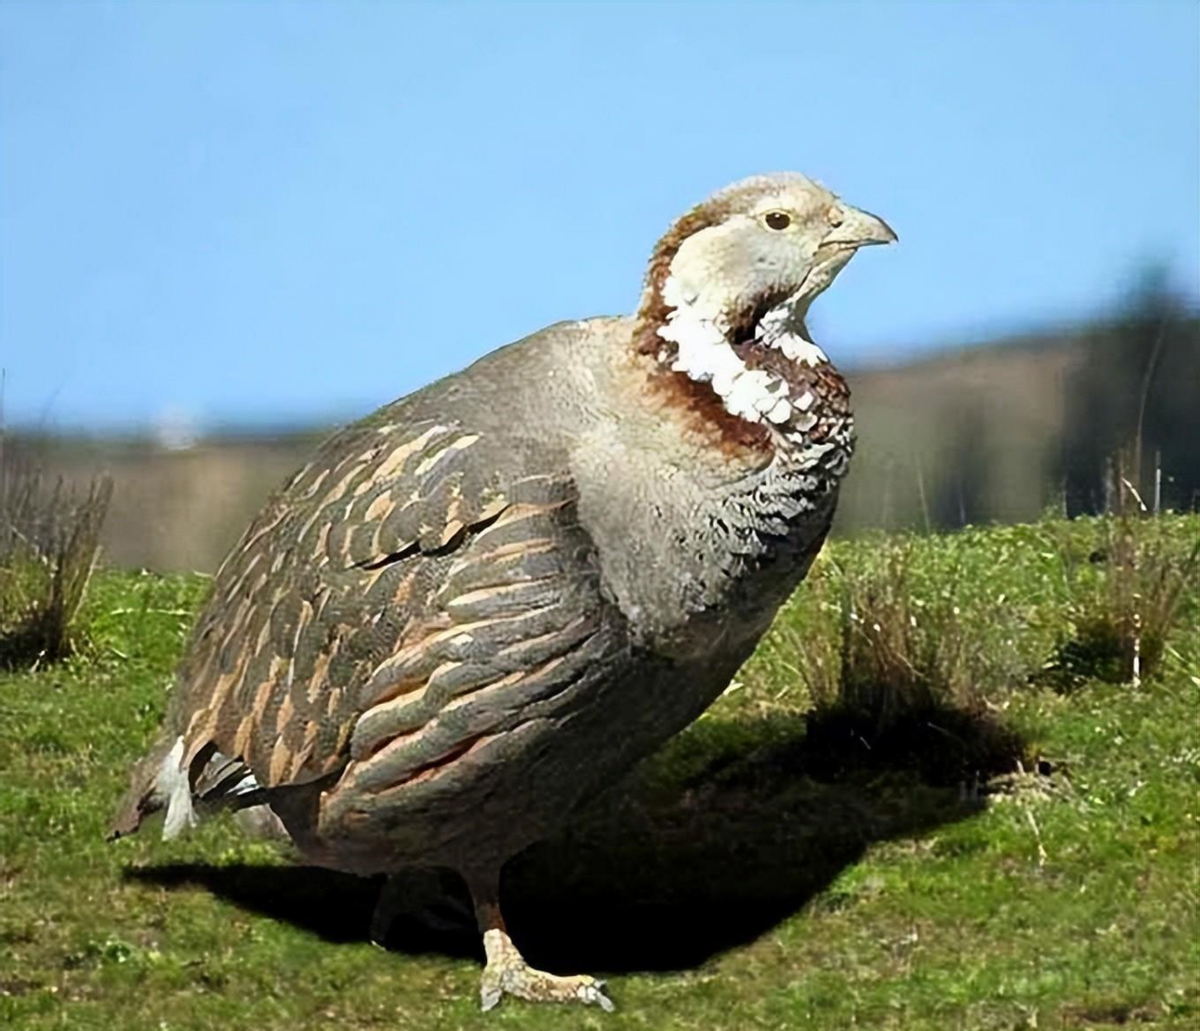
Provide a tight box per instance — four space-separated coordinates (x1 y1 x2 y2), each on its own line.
6 308 1197 573
843 301 1198 530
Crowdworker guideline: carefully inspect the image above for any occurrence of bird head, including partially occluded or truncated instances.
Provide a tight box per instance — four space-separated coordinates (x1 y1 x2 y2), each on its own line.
635 172 895 431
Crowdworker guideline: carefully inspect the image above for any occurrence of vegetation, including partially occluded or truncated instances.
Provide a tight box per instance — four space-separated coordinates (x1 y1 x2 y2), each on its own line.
1059 272 1200 518
1 514 1197 1030
0 443 113 669
1039 518 1200 691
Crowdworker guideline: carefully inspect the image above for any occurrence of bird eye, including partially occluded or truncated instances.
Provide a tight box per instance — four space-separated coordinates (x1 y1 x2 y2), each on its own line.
763 211 792 231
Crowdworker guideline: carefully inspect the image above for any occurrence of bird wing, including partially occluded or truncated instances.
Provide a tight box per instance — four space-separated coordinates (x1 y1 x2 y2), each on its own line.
170 415 621 795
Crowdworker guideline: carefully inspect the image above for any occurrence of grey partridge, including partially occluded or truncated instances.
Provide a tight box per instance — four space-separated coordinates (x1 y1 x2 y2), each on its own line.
111 172 895 1012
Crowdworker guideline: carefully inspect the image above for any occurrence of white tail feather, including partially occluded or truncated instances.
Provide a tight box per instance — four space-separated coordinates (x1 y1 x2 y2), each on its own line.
158 737 197 841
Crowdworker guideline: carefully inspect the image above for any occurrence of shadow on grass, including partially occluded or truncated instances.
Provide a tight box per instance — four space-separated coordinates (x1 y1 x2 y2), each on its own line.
126 705 1023 974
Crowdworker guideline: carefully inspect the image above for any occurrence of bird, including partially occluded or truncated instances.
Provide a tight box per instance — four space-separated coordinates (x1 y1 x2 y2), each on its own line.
110 172 895 1012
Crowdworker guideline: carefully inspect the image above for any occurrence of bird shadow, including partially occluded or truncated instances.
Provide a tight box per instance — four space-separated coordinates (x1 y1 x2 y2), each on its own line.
126 703 1024 974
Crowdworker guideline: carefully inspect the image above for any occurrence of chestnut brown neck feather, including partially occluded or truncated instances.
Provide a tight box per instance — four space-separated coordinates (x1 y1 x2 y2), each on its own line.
634 297 782 459
642 363 773 456
633 206 722 357
634 279 849 459
631 210 775 454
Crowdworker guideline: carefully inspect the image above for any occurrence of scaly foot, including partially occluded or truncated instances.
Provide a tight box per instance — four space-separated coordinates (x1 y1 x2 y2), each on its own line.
480 928 613 1012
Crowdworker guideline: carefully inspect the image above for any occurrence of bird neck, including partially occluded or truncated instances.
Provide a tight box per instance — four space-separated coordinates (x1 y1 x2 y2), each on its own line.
631 292 851 462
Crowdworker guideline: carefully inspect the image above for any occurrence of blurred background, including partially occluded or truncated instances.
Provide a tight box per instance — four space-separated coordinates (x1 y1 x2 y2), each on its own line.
2 0 1197 572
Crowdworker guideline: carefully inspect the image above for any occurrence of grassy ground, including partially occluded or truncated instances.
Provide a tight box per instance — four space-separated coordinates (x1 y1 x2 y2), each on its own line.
1 516 1197 1031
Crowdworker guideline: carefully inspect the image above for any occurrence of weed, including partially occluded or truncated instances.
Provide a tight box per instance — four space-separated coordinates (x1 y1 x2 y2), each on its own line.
787 535 1028 784
1038 462 1199 689
0 446 113 668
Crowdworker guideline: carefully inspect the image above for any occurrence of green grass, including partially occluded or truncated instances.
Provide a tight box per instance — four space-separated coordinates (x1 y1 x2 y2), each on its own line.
1 516 1197 1030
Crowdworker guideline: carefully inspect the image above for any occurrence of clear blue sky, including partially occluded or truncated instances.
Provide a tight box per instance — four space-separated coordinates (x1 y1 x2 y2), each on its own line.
2 1 1197 433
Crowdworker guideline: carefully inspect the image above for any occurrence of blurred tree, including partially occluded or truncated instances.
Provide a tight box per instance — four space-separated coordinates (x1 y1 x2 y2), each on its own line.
932 400 989 528
1060 264 1200 515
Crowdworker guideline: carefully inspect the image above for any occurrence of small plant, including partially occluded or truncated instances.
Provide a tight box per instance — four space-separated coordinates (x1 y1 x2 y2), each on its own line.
796 535 1025 783
0 442 113 668
1039 453 1200 689
800 537 1003 719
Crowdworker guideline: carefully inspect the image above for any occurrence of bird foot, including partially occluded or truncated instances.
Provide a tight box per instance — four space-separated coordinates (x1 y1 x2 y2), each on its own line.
480 928 613 1013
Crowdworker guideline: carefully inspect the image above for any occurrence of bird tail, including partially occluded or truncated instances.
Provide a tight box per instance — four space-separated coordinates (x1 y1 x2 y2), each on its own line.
108 735 263 842
108 735 188 841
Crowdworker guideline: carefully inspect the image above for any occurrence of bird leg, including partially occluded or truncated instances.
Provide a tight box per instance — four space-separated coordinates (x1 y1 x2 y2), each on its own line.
370 869 474 946
467 872 614 1013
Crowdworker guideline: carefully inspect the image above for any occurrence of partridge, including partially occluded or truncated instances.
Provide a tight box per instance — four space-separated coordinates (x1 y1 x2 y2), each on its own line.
112 172 895 1012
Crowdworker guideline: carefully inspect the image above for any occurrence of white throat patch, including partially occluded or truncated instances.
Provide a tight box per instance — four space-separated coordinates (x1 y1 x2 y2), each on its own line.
656 278 827 428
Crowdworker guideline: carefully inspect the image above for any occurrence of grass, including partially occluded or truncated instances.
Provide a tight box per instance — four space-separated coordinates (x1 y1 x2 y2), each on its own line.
1 515 1197 1030
0 449 113 668
1038 509 1200 690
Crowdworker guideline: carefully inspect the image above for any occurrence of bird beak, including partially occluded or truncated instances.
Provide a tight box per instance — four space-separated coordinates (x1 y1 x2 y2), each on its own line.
827 205 898 247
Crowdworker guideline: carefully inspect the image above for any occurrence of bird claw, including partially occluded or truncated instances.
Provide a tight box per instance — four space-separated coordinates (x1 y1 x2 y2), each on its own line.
479 928 614 1012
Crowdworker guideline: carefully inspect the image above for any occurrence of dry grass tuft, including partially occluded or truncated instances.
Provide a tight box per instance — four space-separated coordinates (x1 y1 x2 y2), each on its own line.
1039 466 1199 689
801 539 1003 723
0 444 113 668
794 536 1026 783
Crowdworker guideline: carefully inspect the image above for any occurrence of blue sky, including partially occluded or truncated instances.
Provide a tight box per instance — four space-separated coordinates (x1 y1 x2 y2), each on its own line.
2 1 1197 433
